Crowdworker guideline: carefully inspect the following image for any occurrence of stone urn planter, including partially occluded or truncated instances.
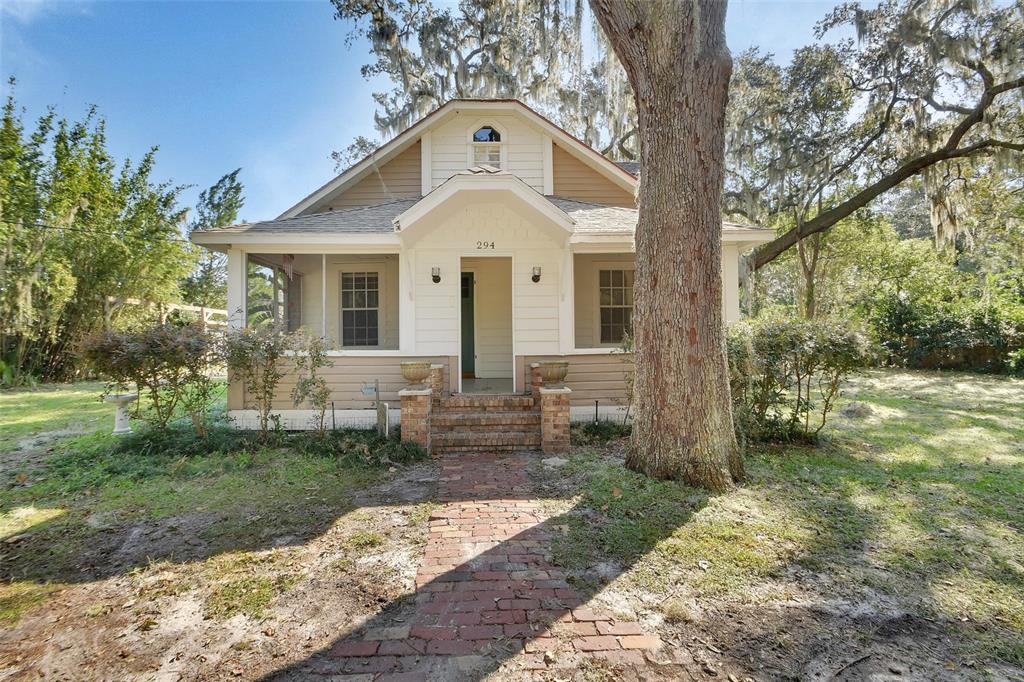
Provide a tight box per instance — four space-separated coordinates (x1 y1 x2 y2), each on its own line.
537 360 569 388
400 361 432 388
103 392 138 435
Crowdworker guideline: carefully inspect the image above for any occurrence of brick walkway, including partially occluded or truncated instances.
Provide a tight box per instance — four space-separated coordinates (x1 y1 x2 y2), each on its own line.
323 451 672 680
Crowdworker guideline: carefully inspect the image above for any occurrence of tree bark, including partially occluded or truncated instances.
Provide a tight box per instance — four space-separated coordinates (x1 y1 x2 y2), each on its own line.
590 0 741 491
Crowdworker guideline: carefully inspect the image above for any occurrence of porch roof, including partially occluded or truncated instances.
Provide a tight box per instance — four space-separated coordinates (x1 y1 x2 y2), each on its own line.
190 196 774 245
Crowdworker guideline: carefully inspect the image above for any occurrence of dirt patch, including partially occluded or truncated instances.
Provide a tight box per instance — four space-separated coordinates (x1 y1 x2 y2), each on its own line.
0 461 438 681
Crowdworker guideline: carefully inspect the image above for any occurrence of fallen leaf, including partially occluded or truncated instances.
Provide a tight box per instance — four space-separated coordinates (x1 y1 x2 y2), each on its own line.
612 488 622 497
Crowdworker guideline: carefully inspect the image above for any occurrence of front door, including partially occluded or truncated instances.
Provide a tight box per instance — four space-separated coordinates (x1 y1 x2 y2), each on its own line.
460 272 475 377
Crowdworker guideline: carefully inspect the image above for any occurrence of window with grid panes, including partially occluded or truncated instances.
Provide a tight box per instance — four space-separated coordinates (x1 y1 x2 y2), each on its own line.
340 272 379 347
471 126 502 167
599 269 634 344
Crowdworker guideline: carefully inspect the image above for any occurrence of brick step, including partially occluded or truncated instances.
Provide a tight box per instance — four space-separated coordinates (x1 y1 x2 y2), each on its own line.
431 430 542 452
431 411 541 429
440 395 536 412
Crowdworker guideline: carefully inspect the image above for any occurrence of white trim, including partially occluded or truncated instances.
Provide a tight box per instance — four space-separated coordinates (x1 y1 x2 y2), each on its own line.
566 347 629 356
337 267 388 350
593 261 636 348
228 408 400 430
465 118 507 170
191 232 404 248
399 249 416 353
420 131 432 195
226 248 245 330
320 253 327 341
542 135 554 195
558 244 574 354
277 100 638 220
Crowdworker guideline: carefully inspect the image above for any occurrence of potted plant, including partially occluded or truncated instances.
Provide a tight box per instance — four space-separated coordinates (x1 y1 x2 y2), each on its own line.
537 360 569 388
400 361 432 388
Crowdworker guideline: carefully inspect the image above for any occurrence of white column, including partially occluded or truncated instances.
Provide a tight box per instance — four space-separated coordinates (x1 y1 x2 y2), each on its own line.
226 248 245 330
558 245 575 354
399 248 416 354
321 253 328 343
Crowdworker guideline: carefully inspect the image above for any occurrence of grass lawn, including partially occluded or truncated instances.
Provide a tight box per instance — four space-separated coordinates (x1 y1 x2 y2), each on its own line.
538 369 1024 678
1 369 1021 680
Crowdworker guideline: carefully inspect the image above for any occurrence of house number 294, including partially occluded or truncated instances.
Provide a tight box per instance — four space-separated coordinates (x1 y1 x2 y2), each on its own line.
476 241 495 250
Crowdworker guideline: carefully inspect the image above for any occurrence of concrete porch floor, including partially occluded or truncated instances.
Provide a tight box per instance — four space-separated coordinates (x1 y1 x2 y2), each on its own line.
460 377 515 395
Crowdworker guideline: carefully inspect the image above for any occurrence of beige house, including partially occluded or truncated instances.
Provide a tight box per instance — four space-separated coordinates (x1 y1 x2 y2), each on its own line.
192 99 773 432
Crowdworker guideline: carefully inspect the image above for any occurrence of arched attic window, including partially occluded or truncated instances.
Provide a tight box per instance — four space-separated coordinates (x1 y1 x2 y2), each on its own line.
469 124 503 168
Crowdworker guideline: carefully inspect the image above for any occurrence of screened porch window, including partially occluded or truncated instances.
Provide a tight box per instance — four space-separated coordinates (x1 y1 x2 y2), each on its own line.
599 269 634 344
340 272 379 347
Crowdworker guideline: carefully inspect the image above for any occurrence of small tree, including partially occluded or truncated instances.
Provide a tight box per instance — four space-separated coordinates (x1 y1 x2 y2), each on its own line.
291 331 333 437
80 323 218 432
222 325 290 437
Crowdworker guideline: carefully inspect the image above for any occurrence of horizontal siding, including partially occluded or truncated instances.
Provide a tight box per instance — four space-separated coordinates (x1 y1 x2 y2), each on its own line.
312 141 421 212
430 113 544 192
552 143 636 208
520 353 633 407
242 355 451 410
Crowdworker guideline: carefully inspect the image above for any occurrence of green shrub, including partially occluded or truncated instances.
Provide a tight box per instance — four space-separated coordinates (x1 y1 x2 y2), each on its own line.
221 325 291 437
727 318 872 443
867 294 1024 373
290 330 333 436
79 323 218 433
571 420 632 446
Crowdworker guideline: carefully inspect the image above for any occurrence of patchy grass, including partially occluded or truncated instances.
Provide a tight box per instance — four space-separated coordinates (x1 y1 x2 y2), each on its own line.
542 369 1024 669
0 380 423 635
0 381 110 450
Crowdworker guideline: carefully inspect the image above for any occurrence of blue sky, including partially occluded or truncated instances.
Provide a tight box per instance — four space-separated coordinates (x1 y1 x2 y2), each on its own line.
2 0 842 222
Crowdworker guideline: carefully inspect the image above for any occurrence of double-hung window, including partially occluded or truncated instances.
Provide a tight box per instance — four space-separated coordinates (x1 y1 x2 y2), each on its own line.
340 272 379 347
599 269 634 344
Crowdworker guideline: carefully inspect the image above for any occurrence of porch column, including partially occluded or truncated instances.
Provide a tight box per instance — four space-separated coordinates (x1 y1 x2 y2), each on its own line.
399 249 416 353
399 387 432 453
558 245 574 353
226 248 245 330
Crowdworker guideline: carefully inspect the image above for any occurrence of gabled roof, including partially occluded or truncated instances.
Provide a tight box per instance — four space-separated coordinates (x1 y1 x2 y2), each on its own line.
277 99 639 220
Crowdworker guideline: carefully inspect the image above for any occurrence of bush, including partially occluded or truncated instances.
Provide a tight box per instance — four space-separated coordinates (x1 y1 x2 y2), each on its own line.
571 420 632 446
221 325 291 437
290 330 333 436
79 323 218 433
727 318 872 443
867 294 1024 373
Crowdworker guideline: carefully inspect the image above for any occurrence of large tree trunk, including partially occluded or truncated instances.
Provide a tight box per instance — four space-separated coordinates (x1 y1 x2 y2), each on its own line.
590 0 741 491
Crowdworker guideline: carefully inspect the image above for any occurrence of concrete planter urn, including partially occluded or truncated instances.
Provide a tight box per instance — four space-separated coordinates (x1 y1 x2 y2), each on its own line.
400 361 432 388
103 393 138 435
537 360 569 388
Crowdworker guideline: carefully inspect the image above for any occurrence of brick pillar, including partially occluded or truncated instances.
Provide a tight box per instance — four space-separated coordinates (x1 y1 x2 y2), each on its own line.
399 388 433 452
539 387 571 454
529 363 543 406
428 364 446 405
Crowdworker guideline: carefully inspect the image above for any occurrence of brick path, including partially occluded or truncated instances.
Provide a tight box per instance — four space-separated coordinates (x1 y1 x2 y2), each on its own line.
323 451 672 680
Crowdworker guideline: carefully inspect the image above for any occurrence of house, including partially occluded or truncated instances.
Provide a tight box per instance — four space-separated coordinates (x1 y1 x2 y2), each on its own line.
191 99 774 451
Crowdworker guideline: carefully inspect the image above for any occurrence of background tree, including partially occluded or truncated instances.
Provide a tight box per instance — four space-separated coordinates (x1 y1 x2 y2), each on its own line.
330 0 640 162
1 82 195 384
181 169 244 308
733 0 1024 271
589 0 741 490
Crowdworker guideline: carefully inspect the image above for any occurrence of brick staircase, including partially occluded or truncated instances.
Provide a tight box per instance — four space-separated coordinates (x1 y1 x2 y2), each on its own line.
430 394 542 454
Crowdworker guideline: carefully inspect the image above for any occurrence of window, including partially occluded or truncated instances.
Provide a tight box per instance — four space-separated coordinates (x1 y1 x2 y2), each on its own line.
340 272 379 347
471 125 502 168
599 269 634 344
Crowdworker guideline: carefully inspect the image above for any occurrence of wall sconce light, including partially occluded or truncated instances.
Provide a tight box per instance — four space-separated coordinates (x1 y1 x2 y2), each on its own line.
431 267 441 284
532 266 542 283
